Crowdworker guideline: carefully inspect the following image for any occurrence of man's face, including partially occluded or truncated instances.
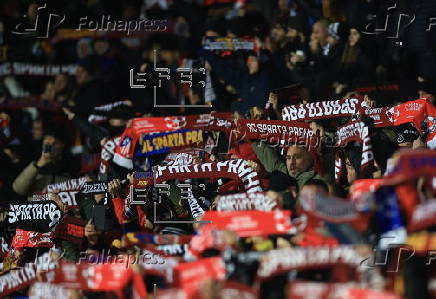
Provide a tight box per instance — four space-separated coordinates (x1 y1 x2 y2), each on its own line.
42 135 64 159
311 22 328 46
285 146 313 177
271 25 286 41
246 56 259 74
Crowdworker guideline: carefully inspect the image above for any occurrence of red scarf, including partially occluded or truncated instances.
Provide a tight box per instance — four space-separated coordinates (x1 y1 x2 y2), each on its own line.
236 119 319 149
334 120 374 182
216 192 281 211
256 246 366 279
200 210 294 237
282 97 366 121
152 159 263 193
287 281 400 299
10 229 53 249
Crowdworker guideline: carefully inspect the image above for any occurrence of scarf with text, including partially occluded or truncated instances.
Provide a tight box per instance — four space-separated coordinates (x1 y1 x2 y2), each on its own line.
88 100 133 124
334 120 374 182
10 229 53 249
136 128 204 157
216 192 281 211
0 62 77 76
8 201 63 232
37 177 89 206
114 113 233 169
287 281 400 299
50 261 147 297
153 159 263 193
0 252 57 297
298 187 359 223
0 96 61 112
256 246 367 279
236 119 320 149
161 150 202 166
283 98 436 148
80 182 108 194
203 37 256 51
173 257 226 297
282 97 366 121
200 210 294 237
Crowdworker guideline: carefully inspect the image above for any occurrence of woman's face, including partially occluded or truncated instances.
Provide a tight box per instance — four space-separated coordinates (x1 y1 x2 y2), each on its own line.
349 28 361 47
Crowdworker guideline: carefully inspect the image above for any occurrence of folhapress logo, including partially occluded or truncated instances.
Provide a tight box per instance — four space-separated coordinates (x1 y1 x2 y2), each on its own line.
12 3 65 38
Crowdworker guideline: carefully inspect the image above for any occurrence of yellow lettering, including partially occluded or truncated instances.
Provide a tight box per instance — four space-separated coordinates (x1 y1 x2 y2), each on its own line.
168 134 174 147
154 137 162 150
191 130 198 143
186 131 192 144
198 130 203 143
162 136 168 148
146 140 154 152
179 133 185 146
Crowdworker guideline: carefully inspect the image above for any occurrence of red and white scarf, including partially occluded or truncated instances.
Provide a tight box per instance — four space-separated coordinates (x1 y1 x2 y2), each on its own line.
216 192 281 211
236 119 320 149
10 229 53 249
153 159 263 193
334 120 374 182
257 246 366 279
282 97 366 121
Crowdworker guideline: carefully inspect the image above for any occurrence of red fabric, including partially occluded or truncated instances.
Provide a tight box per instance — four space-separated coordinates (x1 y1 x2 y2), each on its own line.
11 229 53 249
395 183 420 222
297 228 339 247
112 197 126 224
201 210 293 237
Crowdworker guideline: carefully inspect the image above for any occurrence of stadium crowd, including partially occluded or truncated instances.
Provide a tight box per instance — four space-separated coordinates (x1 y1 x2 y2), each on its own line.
0 0 436 298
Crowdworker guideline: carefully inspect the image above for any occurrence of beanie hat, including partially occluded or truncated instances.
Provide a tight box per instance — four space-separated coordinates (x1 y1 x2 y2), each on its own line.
328 22 350 41
268 170 297 192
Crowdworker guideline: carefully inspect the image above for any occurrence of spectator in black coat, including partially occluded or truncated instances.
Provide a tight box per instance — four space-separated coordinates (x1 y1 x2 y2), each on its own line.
70 56 107 117
205 52 271 115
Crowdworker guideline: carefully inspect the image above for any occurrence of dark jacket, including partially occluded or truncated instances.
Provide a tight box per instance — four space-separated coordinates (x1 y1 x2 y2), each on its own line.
205 54 271 114
72 78 107 117
251 141 327 189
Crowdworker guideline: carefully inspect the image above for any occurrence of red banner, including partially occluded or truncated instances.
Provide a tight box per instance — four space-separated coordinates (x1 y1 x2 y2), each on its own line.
201 210 294 237
216 192 281 211
173 257 225 297
53 262 133 291
11 229 53 249
287 281 400 299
